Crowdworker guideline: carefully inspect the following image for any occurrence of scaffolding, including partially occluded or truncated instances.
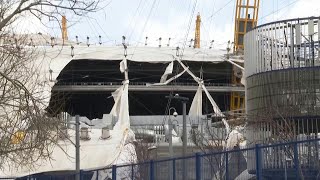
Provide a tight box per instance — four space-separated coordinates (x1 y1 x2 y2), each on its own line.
234 0 260 53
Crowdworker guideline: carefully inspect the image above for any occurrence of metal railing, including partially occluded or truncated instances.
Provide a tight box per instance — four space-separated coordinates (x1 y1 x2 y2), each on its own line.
56 81 243 87
245 16 320 78
16 138 320 180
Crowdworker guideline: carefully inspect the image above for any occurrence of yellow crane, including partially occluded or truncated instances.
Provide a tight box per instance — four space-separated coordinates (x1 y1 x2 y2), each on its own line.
230 0 260 112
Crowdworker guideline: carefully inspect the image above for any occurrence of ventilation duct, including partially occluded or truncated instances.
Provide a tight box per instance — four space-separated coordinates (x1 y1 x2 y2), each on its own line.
80 127 90 140
101 127 110 139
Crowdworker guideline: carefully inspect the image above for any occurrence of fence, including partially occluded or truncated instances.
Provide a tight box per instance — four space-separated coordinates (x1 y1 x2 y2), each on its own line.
12 138 320 180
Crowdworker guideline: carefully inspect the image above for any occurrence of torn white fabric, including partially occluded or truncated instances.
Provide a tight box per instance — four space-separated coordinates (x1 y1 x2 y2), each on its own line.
225 129 244 150
225 59 244 71
175 59 201 82
110 86 124 117
146 68 188 86
56 46 227 62
175 58 231 133
0 129 130 178
240 70 245 85
160 61 174 83
189 85 202 117
202 85 230 133
113 82 130 131
119 59 126 73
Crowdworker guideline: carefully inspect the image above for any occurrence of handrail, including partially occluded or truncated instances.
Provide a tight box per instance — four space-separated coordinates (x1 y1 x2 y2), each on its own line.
81 137 320 172
56 81 244 87
251 16 320 32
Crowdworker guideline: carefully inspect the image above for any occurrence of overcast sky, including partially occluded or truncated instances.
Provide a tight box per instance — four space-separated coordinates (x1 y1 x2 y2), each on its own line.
20 0 320 48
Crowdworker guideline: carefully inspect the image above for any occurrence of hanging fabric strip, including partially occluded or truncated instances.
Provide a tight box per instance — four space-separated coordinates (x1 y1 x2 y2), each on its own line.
110 85 124 117
113 81 130 130
188 85 203 117
175 58 230 133
240 70 245 86
120 59 126 73
201 84 230 133
146 68 188 86
160 61 174 83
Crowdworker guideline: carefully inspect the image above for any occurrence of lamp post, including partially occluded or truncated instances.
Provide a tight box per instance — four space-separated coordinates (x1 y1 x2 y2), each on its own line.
66 115 81 180
165 94 189 180
165 94 189 156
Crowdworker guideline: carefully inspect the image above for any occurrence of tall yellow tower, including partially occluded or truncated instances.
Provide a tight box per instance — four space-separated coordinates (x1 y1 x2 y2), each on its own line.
234 0 259 53
62 15 68 44
231 0 260 112
194 13 201 48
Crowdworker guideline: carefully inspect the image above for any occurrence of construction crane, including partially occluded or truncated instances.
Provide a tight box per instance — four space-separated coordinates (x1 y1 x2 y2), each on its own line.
230 0 260 112
194 13 201 48
62 15 68 44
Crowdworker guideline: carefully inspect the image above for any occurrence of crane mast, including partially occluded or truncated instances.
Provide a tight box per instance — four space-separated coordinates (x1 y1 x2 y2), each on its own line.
194 13 201 48
62 15 68 44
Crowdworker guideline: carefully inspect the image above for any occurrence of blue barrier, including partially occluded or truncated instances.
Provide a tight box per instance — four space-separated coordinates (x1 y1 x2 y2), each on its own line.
12 138 320 180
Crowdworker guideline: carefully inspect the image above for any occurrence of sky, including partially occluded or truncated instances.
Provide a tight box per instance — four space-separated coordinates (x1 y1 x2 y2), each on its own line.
18 0 320 48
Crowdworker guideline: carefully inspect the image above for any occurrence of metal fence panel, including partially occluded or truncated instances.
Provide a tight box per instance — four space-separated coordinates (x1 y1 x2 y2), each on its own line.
154 160 171 180
11 138 320 180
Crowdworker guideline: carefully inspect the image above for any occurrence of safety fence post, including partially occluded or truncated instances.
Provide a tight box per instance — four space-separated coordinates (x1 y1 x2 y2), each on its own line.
79 170 83 180
172 159 176 180
196 153 201 180
131 164 134 180
293 141 299 180
225 151 229 180
112 165 117 180
255 144 262 180
150 160 154 180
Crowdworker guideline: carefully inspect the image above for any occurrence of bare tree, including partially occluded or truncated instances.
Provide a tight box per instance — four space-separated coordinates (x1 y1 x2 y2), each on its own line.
0 0 101 170
190 117 228 179
0 0 101 31
190 115 248 180
131 131 158 179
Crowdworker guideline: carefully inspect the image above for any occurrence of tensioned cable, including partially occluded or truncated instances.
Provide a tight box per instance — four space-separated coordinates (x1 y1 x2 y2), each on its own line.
128 94 155 115
170 0 193 44
165 0 178 39
161 0 198 127
129 0 158 60
180 0 198 58
126 0 146 42
258 0 301 22
90 16 113 42
206 0 234 21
